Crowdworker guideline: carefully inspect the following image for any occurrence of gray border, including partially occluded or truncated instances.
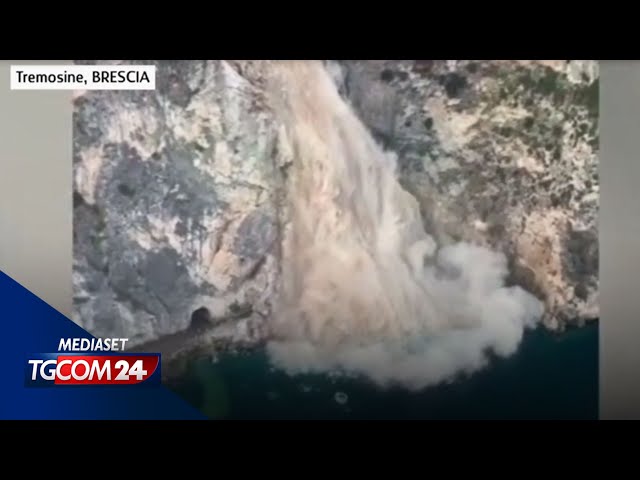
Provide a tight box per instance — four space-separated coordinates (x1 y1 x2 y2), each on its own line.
600 61 640 419
0 60 72 317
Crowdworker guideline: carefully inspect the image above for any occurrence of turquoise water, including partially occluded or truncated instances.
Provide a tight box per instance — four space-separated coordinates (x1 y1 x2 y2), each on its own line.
169 322 598 420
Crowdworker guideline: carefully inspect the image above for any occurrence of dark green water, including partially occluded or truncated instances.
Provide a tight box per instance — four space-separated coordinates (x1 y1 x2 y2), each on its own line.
169 322 598 420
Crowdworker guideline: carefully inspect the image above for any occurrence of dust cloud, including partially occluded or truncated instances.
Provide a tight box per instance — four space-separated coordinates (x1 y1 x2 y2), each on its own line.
263 61 543 391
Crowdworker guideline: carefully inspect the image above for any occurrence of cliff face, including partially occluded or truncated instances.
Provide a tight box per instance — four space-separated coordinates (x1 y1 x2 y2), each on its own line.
73 61 282 348
72 60 599 353
331 60 599 329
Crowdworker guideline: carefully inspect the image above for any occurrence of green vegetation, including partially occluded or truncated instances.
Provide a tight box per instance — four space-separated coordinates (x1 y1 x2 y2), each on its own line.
483 63 598 159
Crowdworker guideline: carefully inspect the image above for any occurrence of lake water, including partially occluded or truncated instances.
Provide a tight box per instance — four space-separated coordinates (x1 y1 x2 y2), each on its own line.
169 322 598 420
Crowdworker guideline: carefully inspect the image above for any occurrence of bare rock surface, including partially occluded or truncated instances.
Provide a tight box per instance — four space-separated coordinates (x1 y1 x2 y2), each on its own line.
73 60 280 347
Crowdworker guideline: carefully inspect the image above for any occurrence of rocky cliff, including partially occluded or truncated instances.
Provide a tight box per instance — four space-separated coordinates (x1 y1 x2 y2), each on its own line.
72 60 599 358
331 60 599 329
73 61 282 350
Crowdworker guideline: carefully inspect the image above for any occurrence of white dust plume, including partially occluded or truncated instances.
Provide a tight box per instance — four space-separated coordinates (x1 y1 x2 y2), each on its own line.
262 61 543 391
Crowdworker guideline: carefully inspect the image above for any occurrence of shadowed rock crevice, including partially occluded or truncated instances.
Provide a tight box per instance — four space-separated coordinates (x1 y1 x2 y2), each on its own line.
190 307 212 331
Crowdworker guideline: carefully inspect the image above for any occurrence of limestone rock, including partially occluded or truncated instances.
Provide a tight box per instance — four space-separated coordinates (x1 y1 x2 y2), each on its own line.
335 60 599 328
72 60 282 346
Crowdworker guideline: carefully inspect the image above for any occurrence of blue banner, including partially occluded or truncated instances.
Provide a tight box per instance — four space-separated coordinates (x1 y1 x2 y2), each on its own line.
0 270 205 419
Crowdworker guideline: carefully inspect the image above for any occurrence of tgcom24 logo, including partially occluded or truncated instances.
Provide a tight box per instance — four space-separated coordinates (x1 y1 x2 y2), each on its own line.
25 337 161 387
